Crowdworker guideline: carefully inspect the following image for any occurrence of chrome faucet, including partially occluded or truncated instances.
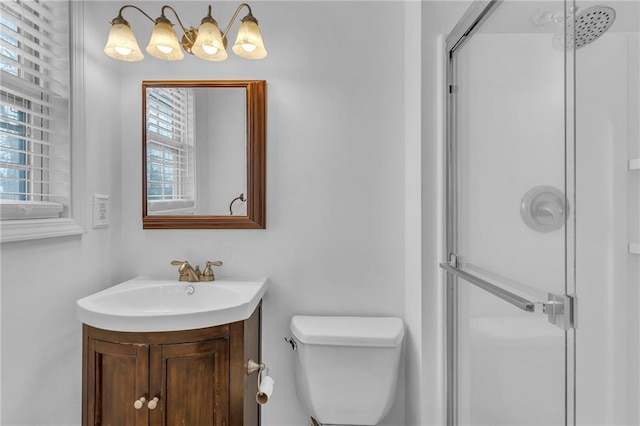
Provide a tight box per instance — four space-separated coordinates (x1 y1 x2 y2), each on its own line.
171 260 223 282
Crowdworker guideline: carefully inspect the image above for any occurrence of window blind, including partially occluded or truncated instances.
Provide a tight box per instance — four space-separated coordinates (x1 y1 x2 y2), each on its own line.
0 0 70 220
146 87 195 211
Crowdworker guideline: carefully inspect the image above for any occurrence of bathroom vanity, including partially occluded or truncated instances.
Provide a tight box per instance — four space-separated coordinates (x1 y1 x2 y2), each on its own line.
82 305 260 426
77 277 267 426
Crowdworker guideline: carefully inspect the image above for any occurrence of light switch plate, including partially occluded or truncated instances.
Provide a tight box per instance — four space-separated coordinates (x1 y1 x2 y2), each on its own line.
93 194 109 229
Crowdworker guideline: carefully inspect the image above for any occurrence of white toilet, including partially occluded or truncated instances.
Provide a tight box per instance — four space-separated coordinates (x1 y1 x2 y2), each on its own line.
289 315 405 426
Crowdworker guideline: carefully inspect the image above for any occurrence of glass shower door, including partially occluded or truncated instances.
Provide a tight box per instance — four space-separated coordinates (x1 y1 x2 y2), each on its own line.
444 1 576 425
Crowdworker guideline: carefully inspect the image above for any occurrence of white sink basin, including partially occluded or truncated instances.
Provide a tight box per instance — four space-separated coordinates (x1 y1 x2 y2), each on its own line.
76 276 267 332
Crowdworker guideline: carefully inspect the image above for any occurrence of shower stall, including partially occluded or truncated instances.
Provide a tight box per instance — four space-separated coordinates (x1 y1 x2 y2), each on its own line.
442 1 640 425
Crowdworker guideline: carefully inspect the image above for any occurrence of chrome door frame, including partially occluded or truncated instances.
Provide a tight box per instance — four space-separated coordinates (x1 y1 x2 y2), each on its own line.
443 1 577 424
444 4 502 424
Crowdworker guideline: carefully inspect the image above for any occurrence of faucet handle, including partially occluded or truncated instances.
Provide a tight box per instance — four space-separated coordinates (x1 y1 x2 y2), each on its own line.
201 261 223 282
171 260 192 281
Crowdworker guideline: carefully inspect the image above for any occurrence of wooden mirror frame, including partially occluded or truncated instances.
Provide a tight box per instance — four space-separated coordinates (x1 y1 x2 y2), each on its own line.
142 80 266 229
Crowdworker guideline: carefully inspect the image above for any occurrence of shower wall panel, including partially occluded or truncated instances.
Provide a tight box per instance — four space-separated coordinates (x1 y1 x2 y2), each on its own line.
575 32 634 426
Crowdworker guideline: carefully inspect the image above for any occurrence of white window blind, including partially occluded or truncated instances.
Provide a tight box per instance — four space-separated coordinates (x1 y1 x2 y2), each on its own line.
146 87 195 214
0 0 70 221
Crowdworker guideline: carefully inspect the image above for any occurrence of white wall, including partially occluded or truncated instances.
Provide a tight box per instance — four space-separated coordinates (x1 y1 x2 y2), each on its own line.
0 2 123 424
114 1 408 424
112 1 412 426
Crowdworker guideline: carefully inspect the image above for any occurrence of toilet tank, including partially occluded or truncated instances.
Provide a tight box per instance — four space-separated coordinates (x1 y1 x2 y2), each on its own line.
290 316 404 425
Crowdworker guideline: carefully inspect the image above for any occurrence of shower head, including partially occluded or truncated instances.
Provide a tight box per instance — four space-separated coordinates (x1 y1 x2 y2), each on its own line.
553 5 616 49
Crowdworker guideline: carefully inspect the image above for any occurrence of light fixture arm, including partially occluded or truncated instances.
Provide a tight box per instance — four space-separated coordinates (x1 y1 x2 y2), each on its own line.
221 3 253 39
160 5 196 44
113 5 156 24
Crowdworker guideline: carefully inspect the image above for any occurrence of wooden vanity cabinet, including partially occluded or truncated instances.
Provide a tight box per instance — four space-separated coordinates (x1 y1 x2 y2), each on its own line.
82 305 261 426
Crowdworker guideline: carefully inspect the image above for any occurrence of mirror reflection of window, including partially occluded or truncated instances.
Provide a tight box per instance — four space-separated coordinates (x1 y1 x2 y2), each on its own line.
146 88 196 215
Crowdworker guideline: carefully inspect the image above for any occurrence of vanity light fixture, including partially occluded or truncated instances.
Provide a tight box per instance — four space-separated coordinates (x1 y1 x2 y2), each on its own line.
103 3 267 62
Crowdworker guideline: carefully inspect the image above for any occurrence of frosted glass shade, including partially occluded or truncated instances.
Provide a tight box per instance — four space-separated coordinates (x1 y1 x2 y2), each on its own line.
104 22 144 61
146 21 184 60
232 18 267 59
191 21 227 61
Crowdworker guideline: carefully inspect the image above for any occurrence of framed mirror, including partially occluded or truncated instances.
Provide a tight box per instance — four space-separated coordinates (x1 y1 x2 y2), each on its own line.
142 80 266 229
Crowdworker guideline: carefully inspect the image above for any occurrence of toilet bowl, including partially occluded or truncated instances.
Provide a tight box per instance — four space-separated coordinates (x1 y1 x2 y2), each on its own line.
289 315 404 426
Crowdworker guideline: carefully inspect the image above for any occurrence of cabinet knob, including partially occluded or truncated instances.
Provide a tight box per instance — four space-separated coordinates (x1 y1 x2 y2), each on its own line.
147 397 159 410
133 397 146 410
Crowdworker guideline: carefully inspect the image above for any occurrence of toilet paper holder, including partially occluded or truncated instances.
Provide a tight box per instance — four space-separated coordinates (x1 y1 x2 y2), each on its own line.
247 358 265 377
247 359 274 405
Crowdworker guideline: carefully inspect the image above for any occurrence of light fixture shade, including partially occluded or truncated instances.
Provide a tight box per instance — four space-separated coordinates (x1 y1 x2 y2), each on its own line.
146 20 184 60
232 17 267 59
191 21 227 61
104 22 144 61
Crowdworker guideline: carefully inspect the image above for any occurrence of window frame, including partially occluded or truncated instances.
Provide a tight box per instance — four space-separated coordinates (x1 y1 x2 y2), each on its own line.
0 0 85 243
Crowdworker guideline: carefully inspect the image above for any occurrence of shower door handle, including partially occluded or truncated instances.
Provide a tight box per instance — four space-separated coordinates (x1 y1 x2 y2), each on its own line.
440 262 576 330
440 263 535 312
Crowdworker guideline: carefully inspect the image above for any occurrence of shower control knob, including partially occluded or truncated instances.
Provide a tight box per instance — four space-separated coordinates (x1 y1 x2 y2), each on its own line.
520 186 568 233
133 397 146 409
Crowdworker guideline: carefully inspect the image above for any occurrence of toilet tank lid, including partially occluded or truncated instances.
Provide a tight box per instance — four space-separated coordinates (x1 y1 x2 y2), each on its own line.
290 316 404 347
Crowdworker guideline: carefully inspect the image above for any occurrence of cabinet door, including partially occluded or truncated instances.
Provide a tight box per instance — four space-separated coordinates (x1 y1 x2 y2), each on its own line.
87 339 149 426
150 339 230 426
